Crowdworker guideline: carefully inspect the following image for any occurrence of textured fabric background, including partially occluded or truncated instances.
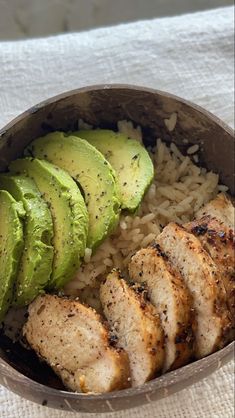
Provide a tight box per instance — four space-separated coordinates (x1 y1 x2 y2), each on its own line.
0 0 233 40
0 6 234 418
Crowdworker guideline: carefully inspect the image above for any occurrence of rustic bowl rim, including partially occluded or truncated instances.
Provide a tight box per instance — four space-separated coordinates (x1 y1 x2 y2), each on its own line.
0 84 234 136
0 341 234 401
0 83 234 409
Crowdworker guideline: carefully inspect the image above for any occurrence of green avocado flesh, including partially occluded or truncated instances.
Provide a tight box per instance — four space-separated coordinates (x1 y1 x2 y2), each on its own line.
74 129 154 211
0 174 54 306
10 158 89 289
0 190 24 321
26 132 121 249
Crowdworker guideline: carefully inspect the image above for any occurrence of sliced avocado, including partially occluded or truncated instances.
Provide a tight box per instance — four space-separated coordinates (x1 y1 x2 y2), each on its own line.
0 190 24 321
10 158 88 289
0 174 54 306
75 129 154 211
25 132 121 249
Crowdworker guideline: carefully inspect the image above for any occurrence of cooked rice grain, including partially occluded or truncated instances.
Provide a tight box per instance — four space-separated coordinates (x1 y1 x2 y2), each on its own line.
117 120 143 143
164 112 177 132
187 144 200 155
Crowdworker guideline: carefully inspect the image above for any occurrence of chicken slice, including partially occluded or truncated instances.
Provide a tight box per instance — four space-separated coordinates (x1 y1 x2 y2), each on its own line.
156 223 231 358
196 193 234 230
23 294 131 393
100 270 165 387
185 216 235 337
129 245 195 371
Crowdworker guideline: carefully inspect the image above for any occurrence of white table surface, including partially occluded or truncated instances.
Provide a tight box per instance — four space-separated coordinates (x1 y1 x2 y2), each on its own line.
0 6 234 418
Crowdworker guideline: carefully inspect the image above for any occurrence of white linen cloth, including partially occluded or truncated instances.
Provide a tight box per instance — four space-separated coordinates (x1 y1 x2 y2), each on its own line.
0 6 234 418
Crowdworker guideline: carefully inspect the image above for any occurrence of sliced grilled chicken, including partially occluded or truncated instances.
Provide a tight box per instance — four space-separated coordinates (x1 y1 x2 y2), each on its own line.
196 193 234 230
156 223 231 358
23 294 131 393
185 216 235 336
100 270 165 387
129 245 195 371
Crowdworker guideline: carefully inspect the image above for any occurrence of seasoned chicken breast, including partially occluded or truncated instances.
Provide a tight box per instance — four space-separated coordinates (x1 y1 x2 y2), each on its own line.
196 193 234 230
185 216 235 337
129 245 195 371
23 294 131 393
157 223 231 358
100 270 165 387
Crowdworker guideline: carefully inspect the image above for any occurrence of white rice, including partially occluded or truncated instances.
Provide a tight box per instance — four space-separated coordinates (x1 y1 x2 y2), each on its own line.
164 112 178 131
64 121 223 310
187 144 200 155
117 120 143 143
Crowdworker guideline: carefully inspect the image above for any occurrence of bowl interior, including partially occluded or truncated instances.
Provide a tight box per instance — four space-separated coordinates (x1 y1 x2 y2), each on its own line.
0 85 234 413
0 85 234 192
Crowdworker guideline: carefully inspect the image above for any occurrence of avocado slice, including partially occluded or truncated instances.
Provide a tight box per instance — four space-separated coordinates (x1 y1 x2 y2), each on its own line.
0 190 24 321
25 132 121 249
0 174 54 306
10 158 88 289
74 129 154 211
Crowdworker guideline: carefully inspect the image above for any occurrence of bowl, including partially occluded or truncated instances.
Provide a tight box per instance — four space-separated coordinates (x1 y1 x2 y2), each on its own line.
0 84 234 413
